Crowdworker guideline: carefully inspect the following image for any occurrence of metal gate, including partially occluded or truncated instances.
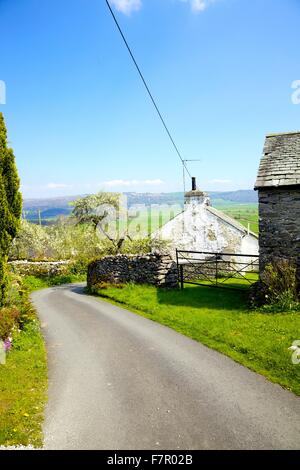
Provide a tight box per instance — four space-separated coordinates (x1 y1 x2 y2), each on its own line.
176 249 259 290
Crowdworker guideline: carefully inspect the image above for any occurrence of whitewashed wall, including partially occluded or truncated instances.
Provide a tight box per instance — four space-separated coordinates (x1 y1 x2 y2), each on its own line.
153 195 259 262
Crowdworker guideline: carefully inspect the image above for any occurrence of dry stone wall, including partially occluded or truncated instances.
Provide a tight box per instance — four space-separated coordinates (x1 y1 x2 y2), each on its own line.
87 254 178 289
9 260 70 277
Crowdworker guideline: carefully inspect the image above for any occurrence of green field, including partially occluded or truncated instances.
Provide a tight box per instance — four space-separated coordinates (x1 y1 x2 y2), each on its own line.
123 203 259 236
26 200 259 236
215 203 259 234
122 206 183 237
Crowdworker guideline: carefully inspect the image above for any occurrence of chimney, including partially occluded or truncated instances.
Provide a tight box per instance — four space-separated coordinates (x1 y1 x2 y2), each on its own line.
184 177 210 206
192 177 197 191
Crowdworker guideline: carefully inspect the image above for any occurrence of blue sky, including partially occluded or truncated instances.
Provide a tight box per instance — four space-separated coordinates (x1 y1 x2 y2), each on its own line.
1 0 300 198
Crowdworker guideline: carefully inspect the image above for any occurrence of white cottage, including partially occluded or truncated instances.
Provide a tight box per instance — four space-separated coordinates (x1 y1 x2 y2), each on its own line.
154 178 258 258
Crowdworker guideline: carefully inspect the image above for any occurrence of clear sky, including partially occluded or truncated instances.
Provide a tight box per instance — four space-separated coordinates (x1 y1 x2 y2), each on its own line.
1 0 300 198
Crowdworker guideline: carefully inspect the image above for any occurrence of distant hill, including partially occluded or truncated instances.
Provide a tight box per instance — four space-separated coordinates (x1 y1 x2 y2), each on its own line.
23 195 81 211
23 195 79 223
209 190 258 204
124 192 184 206
125 190 258 206
23 190 257 223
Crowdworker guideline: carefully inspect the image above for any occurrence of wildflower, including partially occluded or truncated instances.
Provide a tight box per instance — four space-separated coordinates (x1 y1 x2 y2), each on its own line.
4 338 12 352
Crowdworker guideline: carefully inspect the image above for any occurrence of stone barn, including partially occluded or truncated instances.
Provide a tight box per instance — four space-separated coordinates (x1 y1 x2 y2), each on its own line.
153 178 258 259
255 131 300 276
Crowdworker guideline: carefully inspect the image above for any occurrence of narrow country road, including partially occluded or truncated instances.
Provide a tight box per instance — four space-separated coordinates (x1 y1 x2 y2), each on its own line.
32 284 300 450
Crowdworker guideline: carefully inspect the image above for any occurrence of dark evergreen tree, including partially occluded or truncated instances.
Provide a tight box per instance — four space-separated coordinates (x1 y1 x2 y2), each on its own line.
0 113 22 304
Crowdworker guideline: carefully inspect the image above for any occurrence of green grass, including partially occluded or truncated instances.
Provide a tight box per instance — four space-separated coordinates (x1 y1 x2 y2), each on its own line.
191 272 259 290
0 273 85 448
92 283 300 396
0 320 47 447
23 274 86 292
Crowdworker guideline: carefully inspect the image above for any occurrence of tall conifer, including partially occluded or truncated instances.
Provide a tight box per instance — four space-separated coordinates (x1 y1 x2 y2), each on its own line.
0 113 22 303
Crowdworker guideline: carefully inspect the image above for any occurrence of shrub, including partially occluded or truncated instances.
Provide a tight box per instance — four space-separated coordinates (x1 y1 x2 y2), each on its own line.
260 259 299 312
89 281 125 291
10 219 172 264
10 221 115 262
0 307 20 340
69 256 93 276
10 220 52 261
0 274 36 339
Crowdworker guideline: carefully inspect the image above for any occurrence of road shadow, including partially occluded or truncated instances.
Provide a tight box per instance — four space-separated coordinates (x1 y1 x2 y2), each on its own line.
156 284 249 312
50 283 87 295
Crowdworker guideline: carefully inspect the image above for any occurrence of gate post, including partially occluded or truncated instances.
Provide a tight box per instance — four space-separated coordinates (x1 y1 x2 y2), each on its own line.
297 255 300 298
180 265 184 290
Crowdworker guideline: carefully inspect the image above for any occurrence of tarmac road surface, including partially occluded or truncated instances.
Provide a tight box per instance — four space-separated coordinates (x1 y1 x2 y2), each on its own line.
31 283 300 450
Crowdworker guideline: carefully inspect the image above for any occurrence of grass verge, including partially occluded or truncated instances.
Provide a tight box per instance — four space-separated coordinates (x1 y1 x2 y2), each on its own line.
23 274 86 292
0 319 47 447
0 273 85 447
92 283 300 396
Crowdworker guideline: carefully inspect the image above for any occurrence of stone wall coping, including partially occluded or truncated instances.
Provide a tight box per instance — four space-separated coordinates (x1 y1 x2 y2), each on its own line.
91 253 171 261
266 131 300 137
9 260 70 265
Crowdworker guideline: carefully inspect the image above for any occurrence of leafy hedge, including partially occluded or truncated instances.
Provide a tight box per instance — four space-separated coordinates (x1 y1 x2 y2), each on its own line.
0 307 20 341
0 274 36 341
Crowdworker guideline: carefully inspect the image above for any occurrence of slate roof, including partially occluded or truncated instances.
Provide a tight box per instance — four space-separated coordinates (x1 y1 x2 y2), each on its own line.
255 131 300 189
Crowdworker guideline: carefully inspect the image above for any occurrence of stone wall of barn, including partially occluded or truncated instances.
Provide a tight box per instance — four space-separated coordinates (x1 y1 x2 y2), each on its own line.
258 187 300 271
87 254 178 289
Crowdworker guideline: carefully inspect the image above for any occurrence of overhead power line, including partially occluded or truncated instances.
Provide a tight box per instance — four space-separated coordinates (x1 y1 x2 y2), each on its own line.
105 0 192 181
